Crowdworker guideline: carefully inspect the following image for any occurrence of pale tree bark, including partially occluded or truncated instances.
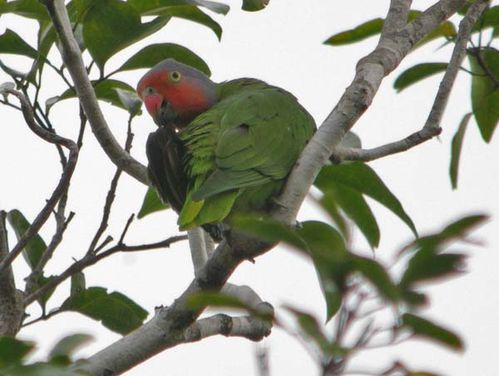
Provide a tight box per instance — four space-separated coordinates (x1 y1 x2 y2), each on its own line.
0 211 23 336
37 0 487 374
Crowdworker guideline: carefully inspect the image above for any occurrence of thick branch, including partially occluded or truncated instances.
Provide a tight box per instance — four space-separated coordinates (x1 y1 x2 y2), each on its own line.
0 90 78 274
41 0 148 185
74 1 473 374
380 0 412 37
184 313 272 343
0 211 23 336
273 0 469 223
334 0 489 162
77 237 272 375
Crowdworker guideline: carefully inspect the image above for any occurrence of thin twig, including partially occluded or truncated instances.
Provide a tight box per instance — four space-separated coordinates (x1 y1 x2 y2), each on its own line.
0 90 79 274
87 117 135 254
21 307 63 327
23 234 187 306
41 0 148 185
333 0 490 163
24 211 75 295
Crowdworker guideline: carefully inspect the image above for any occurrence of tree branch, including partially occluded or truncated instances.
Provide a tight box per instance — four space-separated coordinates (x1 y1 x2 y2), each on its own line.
77 236 272 375
23 234 187 306
184 313 272 343
0 90 78 274
334 0 490 162
380 0 412 38
273 0 470 224
0 211 23 336
72 1 475 374
41 0 148 185
188 228 209 277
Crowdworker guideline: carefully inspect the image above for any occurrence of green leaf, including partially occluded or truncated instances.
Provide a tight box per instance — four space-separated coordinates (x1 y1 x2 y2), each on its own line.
0 29 38 58
34 275 57 311
318 195 350 242
324 18 383 46
394 63 448 92
137 187 170 219
0 0 50 21
298 221 349 321
6 209 47 270
324 10 455 48
70 272 86 297
82 0 169 71
468 47 499 142
0 337 34 366
401 289 427 307
128 0 230 16
143 5 222 40
58 79 137 111
116 43 211 76
242 0 269 12
4 363 87 376
322 186 380 249
61 287 148 335
315 163 417 237
415 21 456 49
449 113 472 189
284 306 346 356
472 6 499 33
232 214 307 250
49 334 93 362
401 252 465 288
402 313 463 350
407 214 487 255
0 81 15 94
354 256 399 301
115 88 142 116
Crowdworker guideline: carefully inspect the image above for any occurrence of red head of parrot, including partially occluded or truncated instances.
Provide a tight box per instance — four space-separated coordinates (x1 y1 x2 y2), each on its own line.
137 59 217 127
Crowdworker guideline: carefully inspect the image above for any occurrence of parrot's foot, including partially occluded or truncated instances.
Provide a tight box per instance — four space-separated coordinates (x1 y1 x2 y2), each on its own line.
202 223 228 242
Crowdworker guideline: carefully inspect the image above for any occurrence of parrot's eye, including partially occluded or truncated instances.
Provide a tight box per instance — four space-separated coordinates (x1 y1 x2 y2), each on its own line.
143 86 156 97
170 71 182 82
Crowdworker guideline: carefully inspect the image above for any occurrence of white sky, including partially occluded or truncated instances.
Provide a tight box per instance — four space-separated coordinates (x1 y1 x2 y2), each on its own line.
1 1 499 375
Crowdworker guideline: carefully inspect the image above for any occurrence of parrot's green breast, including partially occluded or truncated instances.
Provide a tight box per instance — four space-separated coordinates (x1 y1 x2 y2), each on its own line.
176 78 316 230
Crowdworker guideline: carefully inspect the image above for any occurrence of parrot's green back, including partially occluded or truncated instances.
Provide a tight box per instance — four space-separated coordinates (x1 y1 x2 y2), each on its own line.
176 78 316 230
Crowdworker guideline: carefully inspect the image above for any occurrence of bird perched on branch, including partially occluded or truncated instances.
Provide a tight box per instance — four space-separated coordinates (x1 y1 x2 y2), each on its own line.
137 59 315 239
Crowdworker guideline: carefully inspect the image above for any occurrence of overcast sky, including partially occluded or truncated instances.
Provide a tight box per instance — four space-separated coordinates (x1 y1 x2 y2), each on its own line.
1 1 499 375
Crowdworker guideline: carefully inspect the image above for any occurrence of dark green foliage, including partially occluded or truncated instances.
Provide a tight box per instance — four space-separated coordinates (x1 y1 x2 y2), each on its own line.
81 0 169 71
402 313 463 350
0 29 38 58
48 334 93 365
61 287 148 335
242 0 269 12
0 337 33 367
394 63 448 92
0 336 87 375
6 210 46 270
315 162 417 248
57 79 137 111
468 47 499 142
117 43 211 76
449 113 472 189
324 11 455 47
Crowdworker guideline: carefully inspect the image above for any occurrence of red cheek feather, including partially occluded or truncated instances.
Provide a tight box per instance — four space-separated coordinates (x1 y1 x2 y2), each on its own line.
169 82 210 115
143 94 162 117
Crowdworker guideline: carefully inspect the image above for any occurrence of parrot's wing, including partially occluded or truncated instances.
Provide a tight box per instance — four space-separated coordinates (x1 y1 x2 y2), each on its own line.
190 88 315 201
146 127 187 213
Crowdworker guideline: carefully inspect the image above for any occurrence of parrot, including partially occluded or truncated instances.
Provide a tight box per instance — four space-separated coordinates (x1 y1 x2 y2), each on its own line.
137 59 316 239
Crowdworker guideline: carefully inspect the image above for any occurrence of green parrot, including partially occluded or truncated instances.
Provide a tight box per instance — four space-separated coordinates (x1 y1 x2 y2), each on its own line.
137 59 315 238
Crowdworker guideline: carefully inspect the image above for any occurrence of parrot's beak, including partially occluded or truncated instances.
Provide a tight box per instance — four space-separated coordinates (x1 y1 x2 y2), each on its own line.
156 100 178 127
